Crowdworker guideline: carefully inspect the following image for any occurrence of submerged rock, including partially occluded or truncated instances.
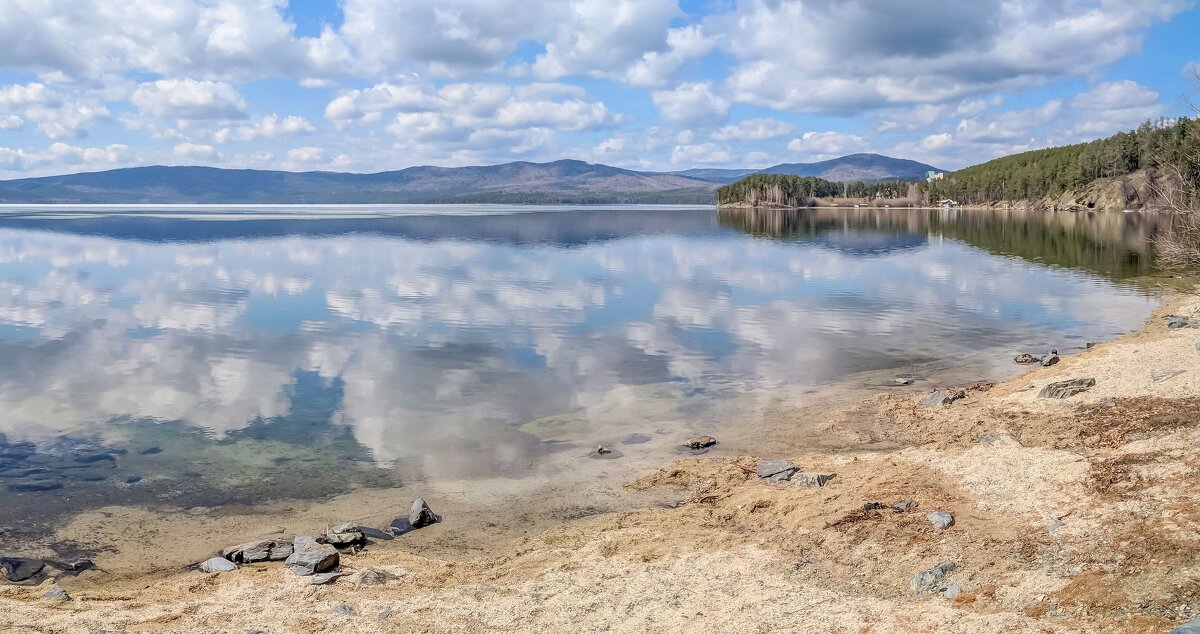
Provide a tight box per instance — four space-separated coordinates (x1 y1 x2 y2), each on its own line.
1038 378 1096 399
199 557 237 573
325 523 365 547
409 498 442 529
284 536 339 576
621 433 653 445
927 511 955 530
1013 353 1040 365
792 472 836 488
221 539 293 564
910 561 956 594
922 389 965 407
893 377 915 385
6 479 63 493
685 435 717 449
0 557 44 582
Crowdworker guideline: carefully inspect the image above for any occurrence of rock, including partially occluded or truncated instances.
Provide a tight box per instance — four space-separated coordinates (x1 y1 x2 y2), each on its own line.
596 445 612 455
1086 342 1097 349
378 608 393 620
1013 353 1040 365
221 539 293 564
756 459 796 479
910 561 956 594
928 511 955 530
409 498 442 529
43 587 69 601
1165 315 1190 329
893 500 919 512
1040 350 1060 367
922 389 965 407
141 446 162 455
0 557 44 582
124 475 142 484
6 479 63 492
1195 342 1200 352
943 583 974 600
332 603 353 616
284 536 339 576
621 433 652 445
791 472 836 488
685 435 717 449
1046 520 1065 534
310 572 348 585
893 377 914 385
325 522 364 547
1172 618 1200 633
1038 378 1096 399
43 558 94 574
199 557 237 573
354 568 403 587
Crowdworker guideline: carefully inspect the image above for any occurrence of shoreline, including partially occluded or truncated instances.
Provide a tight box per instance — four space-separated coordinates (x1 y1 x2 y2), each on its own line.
3 288 1199 632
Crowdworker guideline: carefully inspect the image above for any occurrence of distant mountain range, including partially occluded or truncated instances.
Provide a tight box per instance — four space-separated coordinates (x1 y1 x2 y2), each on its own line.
0 154 942 204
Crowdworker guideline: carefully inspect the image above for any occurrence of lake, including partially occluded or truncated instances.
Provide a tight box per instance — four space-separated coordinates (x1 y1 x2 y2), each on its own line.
0 205 1168 560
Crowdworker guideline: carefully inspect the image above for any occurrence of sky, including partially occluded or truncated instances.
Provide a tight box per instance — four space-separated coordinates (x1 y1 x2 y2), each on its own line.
0 0 1197 179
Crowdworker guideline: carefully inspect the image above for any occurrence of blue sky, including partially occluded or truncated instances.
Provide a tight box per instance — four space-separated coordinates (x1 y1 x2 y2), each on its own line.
0 0 1197 178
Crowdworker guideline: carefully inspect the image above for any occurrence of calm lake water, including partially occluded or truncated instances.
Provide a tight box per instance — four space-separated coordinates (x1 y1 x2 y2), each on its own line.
0 205 1168 543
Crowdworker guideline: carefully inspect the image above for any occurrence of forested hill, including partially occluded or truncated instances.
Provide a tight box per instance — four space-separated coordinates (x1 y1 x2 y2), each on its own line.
923 118 1200 208
716 174 913 207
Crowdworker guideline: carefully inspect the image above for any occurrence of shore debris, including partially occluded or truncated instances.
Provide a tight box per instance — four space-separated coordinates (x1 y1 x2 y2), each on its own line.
922 389 965 407
910 561 957 594
927 511 955 530
284 536 339 576
685 435 717 449
199 557 237 573
1038 377 1095 399
792 472 836 488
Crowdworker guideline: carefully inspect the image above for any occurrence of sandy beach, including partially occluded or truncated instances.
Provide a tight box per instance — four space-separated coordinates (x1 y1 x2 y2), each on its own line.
2 289 1198 633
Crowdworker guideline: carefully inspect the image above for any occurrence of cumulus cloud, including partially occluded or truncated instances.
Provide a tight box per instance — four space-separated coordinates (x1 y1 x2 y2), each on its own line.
787 132 870 160
173 142 219 161
532 0 681 81
214 114 317 143
711 118 794 142
652 82 730 126
132 79 247 120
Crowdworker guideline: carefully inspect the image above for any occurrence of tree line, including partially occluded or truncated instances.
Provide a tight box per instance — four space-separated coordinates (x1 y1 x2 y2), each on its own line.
716 174 913 207
921 117 1200 205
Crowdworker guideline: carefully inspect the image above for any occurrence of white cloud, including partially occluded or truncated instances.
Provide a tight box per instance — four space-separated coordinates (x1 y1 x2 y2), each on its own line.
0 83 61 108
671 142 732 165
1069 80 1162 135
285 146 326 168
652 82 730 126
0 115 23 130
626 25 716 87
711 118 794 142
214 114 317 143
533 0 681 81
786 132 870 159
132 79 247 120
173 142 218 161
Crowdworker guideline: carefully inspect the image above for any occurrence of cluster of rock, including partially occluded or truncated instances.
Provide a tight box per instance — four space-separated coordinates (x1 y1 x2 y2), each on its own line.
1014 349 1059 367
755 459 835 488
196 498 441 583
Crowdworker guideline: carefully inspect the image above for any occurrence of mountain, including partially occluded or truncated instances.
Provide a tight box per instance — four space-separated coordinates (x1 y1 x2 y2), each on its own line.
666 168 759 184
0 160 717 205
757 154 941 182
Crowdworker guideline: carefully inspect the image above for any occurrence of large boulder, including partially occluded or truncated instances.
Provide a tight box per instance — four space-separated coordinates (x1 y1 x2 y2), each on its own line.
409 498 442 529
284 536 339 576
220 539 293 564
1038 378 1095 399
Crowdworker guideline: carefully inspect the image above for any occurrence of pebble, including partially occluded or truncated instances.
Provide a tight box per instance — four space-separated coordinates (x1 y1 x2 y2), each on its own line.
43 587 69 601
199 557 237 573
928 511 955 530
332 603 354 616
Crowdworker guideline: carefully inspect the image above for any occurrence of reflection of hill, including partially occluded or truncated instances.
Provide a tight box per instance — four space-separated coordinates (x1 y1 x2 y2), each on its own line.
0 209 721 246
719 207 1169 281
717 207 928 255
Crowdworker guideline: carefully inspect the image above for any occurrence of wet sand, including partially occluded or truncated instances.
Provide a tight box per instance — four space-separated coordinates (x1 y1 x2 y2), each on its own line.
4 290 1200 632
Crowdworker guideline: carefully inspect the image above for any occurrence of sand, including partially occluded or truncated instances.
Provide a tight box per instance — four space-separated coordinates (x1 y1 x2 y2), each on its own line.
4 293 1200 633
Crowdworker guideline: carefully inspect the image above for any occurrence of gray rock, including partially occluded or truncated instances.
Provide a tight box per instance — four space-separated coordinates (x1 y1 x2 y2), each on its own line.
893 500 919 512
595 445 612 455
1038 378 1095 399
928 511 955 530
1046 520 1065 534
791 472 836 488
354 568 403 587
332 603 354 616
943 583 974 600
685 435 717 449
325 522 364 547
43 587 69 601
378 608 393 620
1013 353 1040 365
1195 342 1200 352
6 479 63 492
199 557 237 573
1040 351 1060 367
910 561 956 594
310 572 348 585
893 377 914 385
1172 618 1200 633
1166 316 1190 329
0 557 44 582
221 539 293 563
756 459 796 479
284 536 339 576
922 389 965 407
409 498 442 529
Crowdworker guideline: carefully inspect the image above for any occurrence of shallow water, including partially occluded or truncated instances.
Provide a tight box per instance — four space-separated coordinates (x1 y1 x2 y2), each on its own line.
0 205 1167 546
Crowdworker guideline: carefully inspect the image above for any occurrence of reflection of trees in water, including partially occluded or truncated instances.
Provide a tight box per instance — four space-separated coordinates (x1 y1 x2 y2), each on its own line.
718 207 1173 281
